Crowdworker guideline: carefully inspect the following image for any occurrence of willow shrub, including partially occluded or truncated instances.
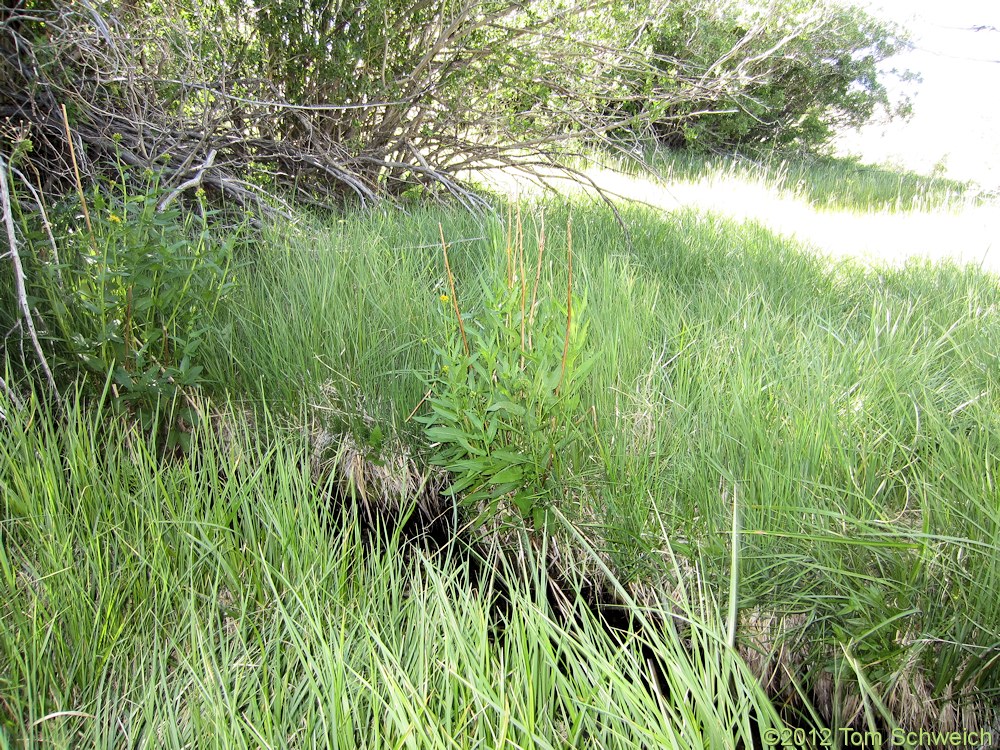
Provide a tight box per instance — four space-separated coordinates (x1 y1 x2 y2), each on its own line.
643 0 912 152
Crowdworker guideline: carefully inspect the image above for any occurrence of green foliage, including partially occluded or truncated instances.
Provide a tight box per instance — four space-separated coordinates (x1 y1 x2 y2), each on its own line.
229 0 653 153
23 171 235 448
0 389 780 747
201 200 1000 729
239 0 416 129
645 0 910 152
417 232 595 530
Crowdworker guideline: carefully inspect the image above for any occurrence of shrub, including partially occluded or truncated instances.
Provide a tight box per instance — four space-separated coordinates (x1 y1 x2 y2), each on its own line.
5 0 905 214
643 0 911 152
0 0 658 210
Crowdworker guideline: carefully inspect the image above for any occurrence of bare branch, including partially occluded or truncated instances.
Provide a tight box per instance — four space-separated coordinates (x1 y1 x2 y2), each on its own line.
0 154 62 408
157 148 217 211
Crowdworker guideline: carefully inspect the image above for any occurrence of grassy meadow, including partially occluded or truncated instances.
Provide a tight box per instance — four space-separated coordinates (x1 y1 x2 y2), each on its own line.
2 153 999 746
618 149 990 214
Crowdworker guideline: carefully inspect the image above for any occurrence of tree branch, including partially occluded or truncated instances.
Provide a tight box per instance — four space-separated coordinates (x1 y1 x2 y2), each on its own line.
0 154 62 409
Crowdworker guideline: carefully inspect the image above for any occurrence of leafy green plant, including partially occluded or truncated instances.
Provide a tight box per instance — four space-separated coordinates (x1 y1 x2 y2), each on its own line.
27 169 235 449
417 220 596 530
643 0 911 152
187 198 1000 732
0 386 782 748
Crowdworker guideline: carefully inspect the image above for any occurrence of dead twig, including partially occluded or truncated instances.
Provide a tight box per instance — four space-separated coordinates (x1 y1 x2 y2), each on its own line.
0 154 62 409
157 148 217 211
0 372 24 418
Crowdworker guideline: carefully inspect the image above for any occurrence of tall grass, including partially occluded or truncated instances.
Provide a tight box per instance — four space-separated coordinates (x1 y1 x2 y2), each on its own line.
5 147 1000 742
0 387 779 747
203 209 496 434
199 200 1000 731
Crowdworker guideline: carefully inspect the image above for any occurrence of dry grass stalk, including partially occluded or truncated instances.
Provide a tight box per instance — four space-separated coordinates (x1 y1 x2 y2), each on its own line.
439 223 468 355
505 201 513 290
518 203 527 363
556 214 573 397
60 104 96 253
528 210 545 347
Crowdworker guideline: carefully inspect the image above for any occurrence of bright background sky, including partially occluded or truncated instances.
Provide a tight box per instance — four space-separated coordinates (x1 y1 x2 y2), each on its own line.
833 0 1000 191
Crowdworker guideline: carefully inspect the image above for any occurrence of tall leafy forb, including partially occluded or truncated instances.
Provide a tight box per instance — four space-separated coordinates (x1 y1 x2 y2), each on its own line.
417 219 596 530
25 168 236 449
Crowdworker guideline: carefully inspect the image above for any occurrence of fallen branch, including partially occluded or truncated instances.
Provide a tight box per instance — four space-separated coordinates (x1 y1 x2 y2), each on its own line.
0 372 24 418
157 148 217 211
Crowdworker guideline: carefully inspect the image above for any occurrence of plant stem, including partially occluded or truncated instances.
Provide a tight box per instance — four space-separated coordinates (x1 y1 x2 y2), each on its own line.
518 203 526 363
556 215 572 397
61 104 96 254
439 223 468 355
529 210 545 334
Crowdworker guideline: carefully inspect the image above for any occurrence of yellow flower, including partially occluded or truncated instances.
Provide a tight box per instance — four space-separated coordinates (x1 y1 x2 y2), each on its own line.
441 365 449 374
108 213 122 224
439 294 449 304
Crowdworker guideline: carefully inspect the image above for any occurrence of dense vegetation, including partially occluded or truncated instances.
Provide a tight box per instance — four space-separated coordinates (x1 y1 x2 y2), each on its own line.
644 0 911 151
5 181 1000 743
4 0 999 747
1 0 908 210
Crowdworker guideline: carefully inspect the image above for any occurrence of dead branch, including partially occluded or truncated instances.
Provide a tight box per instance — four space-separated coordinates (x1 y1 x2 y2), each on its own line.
0 0 768 216
157 148 217 211
0 153 62 408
